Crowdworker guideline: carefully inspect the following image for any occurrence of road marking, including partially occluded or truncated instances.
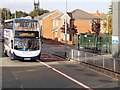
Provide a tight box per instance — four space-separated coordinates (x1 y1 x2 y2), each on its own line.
40 61 93 90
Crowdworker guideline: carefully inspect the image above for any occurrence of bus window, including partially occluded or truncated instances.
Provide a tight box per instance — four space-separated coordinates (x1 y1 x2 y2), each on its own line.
14 38 39 51
15 20 39 31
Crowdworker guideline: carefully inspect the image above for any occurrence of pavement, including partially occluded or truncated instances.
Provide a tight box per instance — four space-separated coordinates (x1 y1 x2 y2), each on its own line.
49 43 120 79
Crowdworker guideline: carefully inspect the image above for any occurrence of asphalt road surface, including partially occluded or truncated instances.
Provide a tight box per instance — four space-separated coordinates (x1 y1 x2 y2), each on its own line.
0 42 119 89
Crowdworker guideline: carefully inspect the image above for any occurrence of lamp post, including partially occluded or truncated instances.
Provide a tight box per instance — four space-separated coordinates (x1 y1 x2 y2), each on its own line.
64 0 67 58
15 1 16 18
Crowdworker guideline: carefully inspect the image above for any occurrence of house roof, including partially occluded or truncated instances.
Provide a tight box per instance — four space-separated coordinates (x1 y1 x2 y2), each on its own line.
92 10 108 18
52 13 64 20
52 13 71 20
37 10 61 20
68 9 97 20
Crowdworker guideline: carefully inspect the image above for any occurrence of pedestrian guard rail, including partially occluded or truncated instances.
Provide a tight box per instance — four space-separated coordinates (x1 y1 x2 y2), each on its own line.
67 49 120 74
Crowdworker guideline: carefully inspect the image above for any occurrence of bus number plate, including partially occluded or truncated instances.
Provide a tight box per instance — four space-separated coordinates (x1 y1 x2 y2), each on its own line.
24 58 30 60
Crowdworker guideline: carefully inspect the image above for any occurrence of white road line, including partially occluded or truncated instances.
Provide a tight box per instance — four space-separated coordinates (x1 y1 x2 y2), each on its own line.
40 61 93 90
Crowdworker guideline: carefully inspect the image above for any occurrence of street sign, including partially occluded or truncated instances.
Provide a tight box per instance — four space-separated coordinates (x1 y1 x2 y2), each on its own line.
112 36 119 44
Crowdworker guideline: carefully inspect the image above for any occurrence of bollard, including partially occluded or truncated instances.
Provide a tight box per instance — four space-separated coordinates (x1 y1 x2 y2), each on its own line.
78 51 81 61
71 49 73 59
103 57 105 68
113 59 116 72
94 59 96 65
85 53 86 63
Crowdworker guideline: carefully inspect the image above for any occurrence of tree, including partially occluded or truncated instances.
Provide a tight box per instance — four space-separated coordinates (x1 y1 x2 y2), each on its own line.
108 2 113 35
101 2 112 35
92 19 101 36
109 2 113 14
60 20 78 44
16 11 28 18
29 9 49 18
11 11 28 18
92 19 101 50
1 8 12 23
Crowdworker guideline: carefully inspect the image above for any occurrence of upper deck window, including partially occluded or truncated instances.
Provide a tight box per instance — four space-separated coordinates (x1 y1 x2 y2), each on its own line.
15 19 39 31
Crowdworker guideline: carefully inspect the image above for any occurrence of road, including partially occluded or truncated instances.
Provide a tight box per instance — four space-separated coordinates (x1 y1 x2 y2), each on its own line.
0 42 119 89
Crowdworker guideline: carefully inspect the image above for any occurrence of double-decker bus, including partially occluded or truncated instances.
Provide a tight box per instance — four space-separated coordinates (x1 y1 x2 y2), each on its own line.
3 18 41 60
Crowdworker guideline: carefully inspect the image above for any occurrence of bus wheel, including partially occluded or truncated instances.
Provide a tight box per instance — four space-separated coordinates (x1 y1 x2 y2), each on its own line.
10 53 14 60
10 57 14 60
9 51 14 60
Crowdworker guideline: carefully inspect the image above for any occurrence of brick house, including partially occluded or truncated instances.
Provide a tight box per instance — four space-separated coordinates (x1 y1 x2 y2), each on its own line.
65 9 97 44
52 13 71 41
37 9 105 44
52 9 97 44
36 10 62 39
67 9 97 34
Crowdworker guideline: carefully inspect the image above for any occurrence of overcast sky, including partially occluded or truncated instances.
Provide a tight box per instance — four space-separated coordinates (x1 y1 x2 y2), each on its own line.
0 0 111 13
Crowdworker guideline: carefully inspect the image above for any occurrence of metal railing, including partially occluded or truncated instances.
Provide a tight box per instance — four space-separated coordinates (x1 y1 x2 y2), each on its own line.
68 49 120 74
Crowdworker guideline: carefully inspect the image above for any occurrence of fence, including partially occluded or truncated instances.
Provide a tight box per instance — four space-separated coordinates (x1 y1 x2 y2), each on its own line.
77 33 111 53
68 49 120 74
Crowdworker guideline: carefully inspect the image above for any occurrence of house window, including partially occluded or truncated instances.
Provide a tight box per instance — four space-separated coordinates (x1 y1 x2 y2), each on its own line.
63 19 65 25
63 19 69 25
53 20 58 27
53 20 55 27
56 21 58 26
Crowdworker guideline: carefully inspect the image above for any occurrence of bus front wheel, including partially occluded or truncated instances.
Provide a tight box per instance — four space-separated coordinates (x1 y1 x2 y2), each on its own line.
10 52 15 60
